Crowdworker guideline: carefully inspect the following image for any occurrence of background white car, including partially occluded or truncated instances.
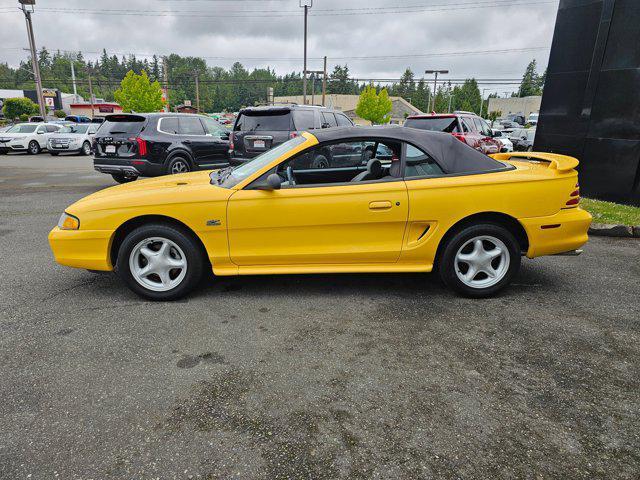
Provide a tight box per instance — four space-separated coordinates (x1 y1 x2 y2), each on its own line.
491 129 513 152
48 123 100 156
0 122 61 155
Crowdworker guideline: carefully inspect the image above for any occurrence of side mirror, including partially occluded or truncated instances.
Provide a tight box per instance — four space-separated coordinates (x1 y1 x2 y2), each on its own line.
321 122 330 129
263 173 282 190
37 130 44 135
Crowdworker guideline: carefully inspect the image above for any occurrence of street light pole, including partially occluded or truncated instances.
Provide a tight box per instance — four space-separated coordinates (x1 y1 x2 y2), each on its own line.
425 69 448 112
19 0 46 118
300 1 312 105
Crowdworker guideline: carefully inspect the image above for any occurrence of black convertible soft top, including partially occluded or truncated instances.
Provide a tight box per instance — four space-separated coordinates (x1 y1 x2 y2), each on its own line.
311 125 508 174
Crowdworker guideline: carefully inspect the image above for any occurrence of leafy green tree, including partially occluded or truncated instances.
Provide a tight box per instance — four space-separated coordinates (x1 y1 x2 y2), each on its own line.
54 109 66 118
114 70 164 112
450 79 482 114
355 85 393 124
396 68 416 101
488 110 502 123
517 60 544 97
2 97 39 120
328 65 356 94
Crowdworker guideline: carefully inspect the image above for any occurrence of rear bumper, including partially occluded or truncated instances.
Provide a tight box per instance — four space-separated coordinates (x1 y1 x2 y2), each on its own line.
48 227 113 271
93 157 161 177
520 207 592 258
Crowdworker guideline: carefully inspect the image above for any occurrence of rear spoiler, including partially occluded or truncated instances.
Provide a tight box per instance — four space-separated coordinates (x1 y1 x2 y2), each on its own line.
490 152 579 173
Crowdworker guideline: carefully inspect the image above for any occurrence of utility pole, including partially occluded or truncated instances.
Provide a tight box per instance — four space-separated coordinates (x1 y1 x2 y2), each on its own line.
19 0 46 118
479 88 489 118
194 71 200 113
300 1 312 105
70 60 78 102
306 69 324 106
86 68 95 118
163 56 169 112
322 55 327 107
425 69 448 112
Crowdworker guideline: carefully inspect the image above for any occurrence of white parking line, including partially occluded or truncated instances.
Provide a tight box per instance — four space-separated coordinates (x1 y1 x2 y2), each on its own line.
23 182 45 186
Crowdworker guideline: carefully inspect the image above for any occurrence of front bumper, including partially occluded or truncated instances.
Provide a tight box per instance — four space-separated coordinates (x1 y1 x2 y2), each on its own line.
520 207 592 258
48 227 113 271
49 144 82 152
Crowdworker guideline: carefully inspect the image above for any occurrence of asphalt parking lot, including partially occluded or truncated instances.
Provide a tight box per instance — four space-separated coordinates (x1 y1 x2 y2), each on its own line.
1 153 639 479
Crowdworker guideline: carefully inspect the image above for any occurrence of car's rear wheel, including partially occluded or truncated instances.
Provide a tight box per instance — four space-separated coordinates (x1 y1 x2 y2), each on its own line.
28 141 41 155
111 173 137 184
116 223 205 300
438 223 520 298
167 156 191 174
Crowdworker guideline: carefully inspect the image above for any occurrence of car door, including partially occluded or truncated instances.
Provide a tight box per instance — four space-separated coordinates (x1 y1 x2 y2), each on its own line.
35 125 48 148
226 139 409 266
177 116 217 167
474 118 499 154
201 117 230 167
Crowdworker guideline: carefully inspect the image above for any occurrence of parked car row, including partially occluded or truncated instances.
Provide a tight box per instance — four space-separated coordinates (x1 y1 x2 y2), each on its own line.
0 121 100 156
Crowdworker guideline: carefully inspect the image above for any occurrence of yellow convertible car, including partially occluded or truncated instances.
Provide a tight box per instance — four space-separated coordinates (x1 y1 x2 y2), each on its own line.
49 126 591 300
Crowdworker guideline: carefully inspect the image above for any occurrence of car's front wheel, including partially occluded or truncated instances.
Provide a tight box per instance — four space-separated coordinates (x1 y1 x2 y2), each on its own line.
438 223 521 298
116 223 205 300
80 141 91 156
28 140 41 155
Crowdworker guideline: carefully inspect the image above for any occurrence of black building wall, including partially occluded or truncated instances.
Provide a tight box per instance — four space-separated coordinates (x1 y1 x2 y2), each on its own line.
534 0 640 205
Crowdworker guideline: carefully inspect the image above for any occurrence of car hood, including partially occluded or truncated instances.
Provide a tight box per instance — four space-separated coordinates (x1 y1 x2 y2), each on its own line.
0 132 32 139
69 170 231 213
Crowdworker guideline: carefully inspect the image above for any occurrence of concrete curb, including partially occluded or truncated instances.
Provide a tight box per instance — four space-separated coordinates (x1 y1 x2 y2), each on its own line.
588 223 640 238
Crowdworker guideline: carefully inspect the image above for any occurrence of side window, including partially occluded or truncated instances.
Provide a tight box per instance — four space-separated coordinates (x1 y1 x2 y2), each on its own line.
36 126 46 134
88 126 97 135
292 110 316 130
179 117 206 135
46 125 58 133
404 144 444 178
202 117 226 137
159 117 180 134
474 118 492 136
462 118 476 133
321 112 337 127
336 113 352 126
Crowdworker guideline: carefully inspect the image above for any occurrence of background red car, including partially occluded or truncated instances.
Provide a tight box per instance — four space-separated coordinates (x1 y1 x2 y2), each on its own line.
404 111 501 154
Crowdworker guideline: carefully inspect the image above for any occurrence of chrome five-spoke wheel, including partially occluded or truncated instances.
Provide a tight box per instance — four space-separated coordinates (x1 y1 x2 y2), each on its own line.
129 237 187 292
169 159 189 174
455 235 510 288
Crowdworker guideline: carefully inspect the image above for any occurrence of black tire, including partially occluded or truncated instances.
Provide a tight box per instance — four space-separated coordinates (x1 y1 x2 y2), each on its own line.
116 223 205 301
311 154 330 168
49 152 59 156
28 140 41 155
80 141 91 156
167 156 191 175
438 223 521 298
111 173 137 184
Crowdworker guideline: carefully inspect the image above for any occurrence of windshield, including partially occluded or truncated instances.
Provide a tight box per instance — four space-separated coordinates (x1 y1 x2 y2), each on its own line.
234 111 292 132
59 124 89 134
213 136 307 188
404 117 459 133
7 124 37 133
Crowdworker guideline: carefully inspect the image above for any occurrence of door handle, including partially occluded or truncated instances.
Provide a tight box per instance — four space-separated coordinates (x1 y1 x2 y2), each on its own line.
183 140 192 144
369 201 392 210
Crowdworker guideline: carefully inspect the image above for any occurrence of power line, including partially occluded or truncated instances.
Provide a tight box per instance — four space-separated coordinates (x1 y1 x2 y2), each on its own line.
0 46 550 63
0 1 557 17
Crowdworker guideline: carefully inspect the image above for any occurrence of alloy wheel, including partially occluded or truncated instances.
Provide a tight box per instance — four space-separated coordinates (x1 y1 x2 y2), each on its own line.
454 235 510 289
128 237 188 292
170 160 189 174
29 141 39 154
83 142 91 155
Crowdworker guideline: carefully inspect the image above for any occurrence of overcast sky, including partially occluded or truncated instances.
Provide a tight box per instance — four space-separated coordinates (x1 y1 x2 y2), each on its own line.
0 0 559 95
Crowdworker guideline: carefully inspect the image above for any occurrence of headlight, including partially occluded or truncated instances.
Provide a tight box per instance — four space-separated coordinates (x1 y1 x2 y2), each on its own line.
57 212 80 230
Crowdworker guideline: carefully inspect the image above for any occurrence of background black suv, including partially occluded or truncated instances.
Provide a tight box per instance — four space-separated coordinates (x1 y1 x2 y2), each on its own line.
229 105 353 165
93 113 229 183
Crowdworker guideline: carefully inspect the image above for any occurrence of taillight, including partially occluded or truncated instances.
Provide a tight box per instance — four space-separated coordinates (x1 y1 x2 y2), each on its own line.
290 132 298 139
565 183 580 207
136 137 147 156
452 133 465 142
229 136 234 151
